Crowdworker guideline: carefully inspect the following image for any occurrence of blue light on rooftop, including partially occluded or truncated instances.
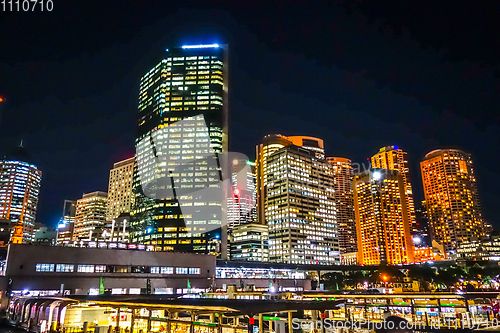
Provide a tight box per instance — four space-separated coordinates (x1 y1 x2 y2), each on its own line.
181 44 219 49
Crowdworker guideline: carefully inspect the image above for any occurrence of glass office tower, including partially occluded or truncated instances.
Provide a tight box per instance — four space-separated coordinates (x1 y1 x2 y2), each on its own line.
130 44 228 253
0 144 42 242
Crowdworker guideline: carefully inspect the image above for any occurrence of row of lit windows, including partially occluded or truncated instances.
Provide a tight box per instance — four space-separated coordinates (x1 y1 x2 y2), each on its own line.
35 263 201 275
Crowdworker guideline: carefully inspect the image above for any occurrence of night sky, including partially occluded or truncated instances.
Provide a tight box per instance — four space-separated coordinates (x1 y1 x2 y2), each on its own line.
1 1 499 228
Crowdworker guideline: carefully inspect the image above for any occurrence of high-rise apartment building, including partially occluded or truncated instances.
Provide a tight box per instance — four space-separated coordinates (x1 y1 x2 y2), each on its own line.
131 44 228 253
420 149 489 256
256 134 339 264
0 144 42 242
73 191 108 241
326 157 356 254
106 157 134 221
354 169 414 265
371 146 416 231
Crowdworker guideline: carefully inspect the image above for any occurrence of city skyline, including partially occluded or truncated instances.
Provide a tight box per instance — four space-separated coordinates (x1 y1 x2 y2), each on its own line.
2 3 500 332
0 2 499 232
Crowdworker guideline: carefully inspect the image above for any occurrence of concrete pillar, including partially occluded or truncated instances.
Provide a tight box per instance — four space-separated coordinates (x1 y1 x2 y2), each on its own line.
190 311 195 333
166 311 171 333
116 308 120 333
130 309 135 333
147 309 152 332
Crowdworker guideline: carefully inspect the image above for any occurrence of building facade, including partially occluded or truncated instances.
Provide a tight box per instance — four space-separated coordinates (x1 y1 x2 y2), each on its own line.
456 235 500 261
0 145 42 242
371 146 416 232
414 200 430 247
229 223 268 261
57 200 76 244
130 44 228 254
73 192 108 241
420 149 489 257
354 169 414 265
4 243 215 296
227 159 256 228
106 157 135 221
327 157 356 254
257 135 339 265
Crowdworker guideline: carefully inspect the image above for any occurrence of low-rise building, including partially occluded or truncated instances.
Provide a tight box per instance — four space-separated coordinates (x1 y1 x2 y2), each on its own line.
4 243 215 296
341 252 358 265
457 235 500 261
229 223 268 262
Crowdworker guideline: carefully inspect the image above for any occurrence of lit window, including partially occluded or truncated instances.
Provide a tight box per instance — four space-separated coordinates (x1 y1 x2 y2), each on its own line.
77 265 95 273
161 267 174 274
189 268 201 275
36 263 54 272
150 267 160 274
176 267 188 274
55 264 74 272
95 265 106 273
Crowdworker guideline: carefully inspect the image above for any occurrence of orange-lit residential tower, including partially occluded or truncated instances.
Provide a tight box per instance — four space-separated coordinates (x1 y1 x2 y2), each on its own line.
420 149 489 256
371 146 416 232
354 169 414 265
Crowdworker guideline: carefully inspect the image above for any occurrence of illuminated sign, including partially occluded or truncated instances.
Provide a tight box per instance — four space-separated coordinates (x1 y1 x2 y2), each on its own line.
181 44 219 49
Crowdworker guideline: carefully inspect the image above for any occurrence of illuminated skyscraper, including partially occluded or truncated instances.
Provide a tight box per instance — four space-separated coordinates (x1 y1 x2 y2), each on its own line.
106 157 134 221
130 44 228 253
371 146 416 232
420 149 489 256
56 200 76 244
227 158 256 228
256 134 339 264
327 157 356 254
73 191 108 240
0 144 42 242
354 169 414 265
256 135 325 225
